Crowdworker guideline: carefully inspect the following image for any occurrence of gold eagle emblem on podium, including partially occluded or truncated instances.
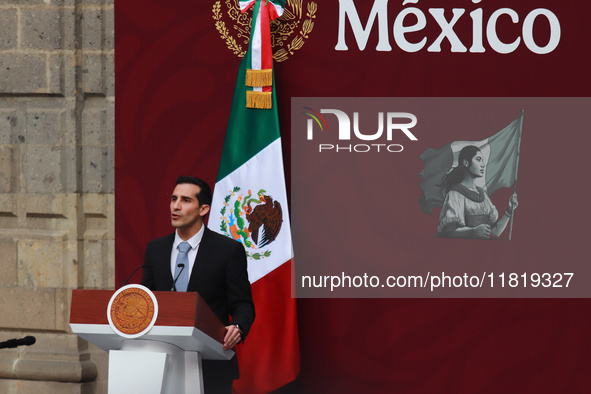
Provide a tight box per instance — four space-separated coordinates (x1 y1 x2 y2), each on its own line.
109 286 156 336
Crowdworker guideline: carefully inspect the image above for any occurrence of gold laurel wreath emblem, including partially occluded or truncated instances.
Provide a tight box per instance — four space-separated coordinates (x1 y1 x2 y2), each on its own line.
110 288 155 335
213 0 317 62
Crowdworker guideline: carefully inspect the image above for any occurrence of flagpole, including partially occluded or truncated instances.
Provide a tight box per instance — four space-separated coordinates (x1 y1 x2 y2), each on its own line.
508 109 524 240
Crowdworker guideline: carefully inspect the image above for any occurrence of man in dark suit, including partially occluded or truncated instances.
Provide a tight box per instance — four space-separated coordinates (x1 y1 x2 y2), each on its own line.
141 175 255 393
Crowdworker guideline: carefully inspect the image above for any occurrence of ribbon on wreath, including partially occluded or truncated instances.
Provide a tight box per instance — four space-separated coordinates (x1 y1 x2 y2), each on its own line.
240 0 285 109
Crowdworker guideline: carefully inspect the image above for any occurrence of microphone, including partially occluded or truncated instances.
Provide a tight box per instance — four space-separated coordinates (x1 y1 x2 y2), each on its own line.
0 336 36 349
171 263 185 292
122 265 145 286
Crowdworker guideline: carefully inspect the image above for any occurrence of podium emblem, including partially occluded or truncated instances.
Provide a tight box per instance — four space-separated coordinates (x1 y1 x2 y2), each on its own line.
107 285 159 338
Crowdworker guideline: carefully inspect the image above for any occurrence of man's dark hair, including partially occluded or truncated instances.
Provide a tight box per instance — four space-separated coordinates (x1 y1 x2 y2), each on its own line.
175 175 212 206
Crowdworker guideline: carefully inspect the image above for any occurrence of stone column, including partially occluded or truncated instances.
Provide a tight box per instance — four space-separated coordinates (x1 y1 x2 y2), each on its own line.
0 0 114 393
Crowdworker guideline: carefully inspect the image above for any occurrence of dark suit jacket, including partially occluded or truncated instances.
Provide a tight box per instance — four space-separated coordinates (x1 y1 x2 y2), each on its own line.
141 227 255 381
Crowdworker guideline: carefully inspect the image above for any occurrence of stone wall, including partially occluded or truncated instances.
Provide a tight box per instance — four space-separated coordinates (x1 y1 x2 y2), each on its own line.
0 0 114 393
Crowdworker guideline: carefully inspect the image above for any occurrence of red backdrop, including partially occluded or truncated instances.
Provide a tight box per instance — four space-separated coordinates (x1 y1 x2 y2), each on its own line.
116 1 591 392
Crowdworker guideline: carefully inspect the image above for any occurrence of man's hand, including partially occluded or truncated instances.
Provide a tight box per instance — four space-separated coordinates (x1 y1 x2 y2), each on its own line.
223 325 242 350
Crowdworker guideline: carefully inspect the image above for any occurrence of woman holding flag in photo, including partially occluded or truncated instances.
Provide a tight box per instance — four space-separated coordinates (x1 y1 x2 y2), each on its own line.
437 145 518 239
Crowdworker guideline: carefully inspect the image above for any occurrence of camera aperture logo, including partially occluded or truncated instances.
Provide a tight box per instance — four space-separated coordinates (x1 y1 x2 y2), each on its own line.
303 106 418 153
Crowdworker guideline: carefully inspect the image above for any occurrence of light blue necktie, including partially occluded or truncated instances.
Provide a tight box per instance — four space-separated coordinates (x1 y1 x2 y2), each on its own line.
174 242 190 292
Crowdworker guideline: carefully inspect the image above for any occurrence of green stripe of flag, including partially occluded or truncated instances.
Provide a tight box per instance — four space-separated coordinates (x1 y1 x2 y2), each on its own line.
216 56 280 182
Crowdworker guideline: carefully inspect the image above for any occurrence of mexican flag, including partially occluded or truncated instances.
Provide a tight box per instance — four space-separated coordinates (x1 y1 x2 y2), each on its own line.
209 1 299 392
418 112 523 215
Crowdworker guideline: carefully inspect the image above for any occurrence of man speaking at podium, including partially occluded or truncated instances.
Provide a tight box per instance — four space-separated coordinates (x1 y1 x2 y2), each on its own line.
141 175 255 393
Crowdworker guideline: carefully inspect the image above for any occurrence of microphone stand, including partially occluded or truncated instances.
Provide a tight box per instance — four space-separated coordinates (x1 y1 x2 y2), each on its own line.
122 264 145 286
171 263 185 291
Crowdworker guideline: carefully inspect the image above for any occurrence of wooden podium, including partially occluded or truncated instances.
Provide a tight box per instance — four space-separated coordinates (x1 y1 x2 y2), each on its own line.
70 286 234 394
